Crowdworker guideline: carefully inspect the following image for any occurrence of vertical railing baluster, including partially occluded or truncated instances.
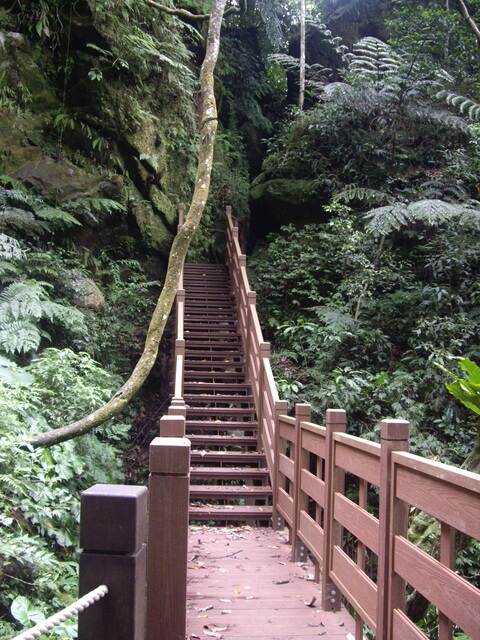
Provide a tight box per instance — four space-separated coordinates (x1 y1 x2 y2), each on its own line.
377 419 409 640
322 409 347 612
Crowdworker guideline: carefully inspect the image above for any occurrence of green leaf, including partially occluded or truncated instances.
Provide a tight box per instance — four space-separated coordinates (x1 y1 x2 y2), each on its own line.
11 596 45 626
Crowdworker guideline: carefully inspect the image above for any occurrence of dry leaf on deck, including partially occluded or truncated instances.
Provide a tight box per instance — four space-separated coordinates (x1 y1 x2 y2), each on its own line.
304 596 316 608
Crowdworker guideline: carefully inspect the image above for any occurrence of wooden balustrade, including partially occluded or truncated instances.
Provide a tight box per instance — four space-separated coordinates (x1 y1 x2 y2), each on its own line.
225 206 480 639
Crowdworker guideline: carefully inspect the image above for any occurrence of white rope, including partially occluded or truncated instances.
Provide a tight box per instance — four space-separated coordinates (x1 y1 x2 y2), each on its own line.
11 584 109 640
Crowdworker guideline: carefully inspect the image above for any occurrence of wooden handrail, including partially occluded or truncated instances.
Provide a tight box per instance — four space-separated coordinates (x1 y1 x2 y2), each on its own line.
224 205 480 639
225 206 287 528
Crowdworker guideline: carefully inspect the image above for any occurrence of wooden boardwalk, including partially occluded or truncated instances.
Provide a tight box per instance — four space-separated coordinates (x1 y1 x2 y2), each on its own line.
186 526 356 640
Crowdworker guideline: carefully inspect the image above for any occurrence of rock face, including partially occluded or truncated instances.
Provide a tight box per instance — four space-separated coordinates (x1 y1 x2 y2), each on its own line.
0 4 198 259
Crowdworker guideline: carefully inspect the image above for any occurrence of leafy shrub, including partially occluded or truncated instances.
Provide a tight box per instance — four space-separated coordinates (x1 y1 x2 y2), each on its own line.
0 348 131 637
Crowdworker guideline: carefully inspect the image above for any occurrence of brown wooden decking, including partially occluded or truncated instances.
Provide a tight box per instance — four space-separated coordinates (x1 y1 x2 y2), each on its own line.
186 526 355 640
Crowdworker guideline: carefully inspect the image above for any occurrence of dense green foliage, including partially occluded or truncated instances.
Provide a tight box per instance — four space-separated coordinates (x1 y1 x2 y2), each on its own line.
2 0 480 637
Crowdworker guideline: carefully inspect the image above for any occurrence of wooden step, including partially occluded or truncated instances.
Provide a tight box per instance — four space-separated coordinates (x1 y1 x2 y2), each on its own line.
183 371 246 381
189 504 273 522
190 467 268 481
188 434 258 447
186 408 255 418
190 451 265 465
183 382 252 391
189 485 271 498
184 394 254 404
186 419 257 430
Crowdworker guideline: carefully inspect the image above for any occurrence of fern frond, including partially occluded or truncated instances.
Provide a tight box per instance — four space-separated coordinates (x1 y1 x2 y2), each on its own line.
437 90 480 121
0 319 42 354
312 305 356 332
0 281 49 322
349 37 403 83
65 197 127 216
0 234 25 260
334 186 395 206
364 199 480 237
35 207 81 228
0 280 87 354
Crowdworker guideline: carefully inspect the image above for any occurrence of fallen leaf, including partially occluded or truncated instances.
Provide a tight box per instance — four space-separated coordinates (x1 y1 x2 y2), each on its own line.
190 554 199 561
304 596 316 608
233 589 241 595
203 626 223 639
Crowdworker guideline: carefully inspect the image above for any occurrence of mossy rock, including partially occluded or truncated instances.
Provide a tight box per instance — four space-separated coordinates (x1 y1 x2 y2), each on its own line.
0 32 58 112
130 198 173 255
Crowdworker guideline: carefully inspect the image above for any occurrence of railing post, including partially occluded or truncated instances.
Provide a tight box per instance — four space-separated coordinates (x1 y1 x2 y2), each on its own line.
292 403 311 562
256 341 270 449
78 484 148 640
245 291 256 366
159 413 186 437
146 437 190 640
377 419 409 640
322 409 346 612
272 399 288 531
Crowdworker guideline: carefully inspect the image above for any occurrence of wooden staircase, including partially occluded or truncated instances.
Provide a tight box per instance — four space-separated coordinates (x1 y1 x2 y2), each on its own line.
182 263 273 523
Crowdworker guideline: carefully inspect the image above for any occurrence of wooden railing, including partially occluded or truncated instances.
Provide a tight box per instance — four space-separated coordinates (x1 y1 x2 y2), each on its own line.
225 206 480 640
225 206 288 527
73 206 480 640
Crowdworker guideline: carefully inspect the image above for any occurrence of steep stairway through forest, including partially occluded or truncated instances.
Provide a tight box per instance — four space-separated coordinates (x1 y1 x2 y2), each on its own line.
181 263 273 523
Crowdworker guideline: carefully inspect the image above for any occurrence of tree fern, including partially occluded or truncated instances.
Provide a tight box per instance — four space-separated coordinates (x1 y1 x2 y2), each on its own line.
0 281 87 355
334 186 395 206
348 37 404 87
364 199 480 237
437 89 480 121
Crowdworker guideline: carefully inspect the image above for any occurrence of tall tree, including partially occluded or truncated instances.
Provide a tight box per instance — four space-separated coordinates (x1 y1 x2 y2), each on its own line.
299 0 306 111
31 0 228 447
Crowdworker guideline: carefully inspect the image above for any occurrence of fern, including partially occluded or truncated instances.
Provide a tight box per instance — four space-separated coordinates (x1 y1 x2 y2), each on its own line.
437 90 480 121
0 281 87 355
364 199 480 237
0 185 83 234
0 234 25 260
34 207 81 228
312 305 357 332
334 186 395 206
0 319 46 355
349 37 404 87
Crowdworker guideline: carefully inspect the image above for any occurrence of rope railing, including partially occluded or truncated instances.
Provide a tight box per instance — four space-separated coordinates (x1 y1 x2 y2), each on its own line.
11 585 108 640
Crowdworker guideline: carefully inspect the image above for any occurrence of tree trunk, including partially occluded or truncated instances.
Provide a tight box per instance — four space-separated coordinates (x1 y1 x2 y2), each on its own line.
30 0 228 448
457 0 480 47
298 0 306 112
